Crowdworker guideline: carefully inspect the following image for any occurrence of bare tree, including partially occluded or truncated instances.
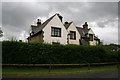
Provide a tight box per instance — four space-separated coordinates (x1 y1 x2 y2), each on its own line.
0 27 3 38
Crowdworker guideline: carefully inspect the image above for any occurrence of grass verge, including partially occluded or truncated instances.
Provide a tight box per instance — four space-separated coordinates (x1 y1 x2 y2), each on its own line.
2 65 118 76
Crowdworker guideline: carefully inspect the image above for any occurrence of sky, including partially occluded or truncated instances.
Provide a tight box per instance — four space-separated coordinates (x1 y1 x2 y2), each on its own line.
0 0 119 44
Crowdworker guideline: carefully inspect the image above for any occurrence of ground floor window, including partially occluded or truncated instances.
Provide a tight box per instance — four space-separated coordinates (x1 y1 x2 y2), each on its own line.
52 42 60 44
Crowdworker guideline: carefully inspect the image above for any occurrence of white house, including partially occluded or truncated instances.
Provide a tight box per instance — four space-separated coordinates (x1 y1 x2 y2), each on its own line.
27 13 100 45
64 21 81 45
28 14 68 44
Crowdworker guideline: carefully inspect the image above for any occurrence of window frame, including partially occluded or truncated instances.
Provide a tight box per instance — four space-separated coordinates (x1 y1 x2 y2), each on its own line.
70 31 76 40
89 34 93 41
51 27 61 37
52 42 60 44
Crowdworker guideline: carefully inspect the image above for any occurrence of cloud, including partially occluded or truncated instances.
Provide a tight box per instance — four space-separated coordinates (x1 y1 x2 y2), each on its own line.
2 2 50 27
2 2 118 44
18 30 29 42
92 26 118 44
89 17 118 44
2 0 119 2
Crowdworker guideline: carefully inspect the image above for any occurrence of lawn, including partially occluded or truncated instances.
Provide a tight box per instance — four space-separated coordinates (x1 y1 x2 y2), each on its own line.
2 65 118 76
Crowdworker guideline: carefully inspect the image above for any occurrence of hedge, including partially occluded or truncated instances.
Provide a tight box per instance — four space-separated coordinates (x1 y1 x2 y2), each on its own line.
2 41 120 64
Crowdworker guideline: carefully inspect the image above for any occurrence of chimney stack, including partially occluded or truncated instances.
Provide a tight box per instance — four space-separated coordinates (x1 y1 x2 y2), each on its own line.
65 21 69 24
83 22 88 29
37 19 41 26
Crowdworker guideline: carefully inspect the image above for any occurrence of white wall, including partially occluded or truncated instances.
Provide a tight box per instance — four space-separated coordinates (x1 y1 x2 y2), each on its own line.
87 29 94 37
67 22 81 45
43 15 68 44
88 29 97 45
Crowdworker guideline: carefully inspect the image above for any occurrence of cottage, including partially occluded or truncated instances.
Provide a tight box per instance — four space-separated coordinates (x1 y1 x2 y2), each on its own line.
28 14 67 44
27 13 100 45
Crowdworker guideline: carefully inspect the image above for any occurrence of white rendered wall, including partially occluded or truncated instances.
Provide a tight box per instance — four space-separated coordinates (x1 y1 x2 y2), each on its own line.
67 22 81 45
88 29 97 45
43 15 68 44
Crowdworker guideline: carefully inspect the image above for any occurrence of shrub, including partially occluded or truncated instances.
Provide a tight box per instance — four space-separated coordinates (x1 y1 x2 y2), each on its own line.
2 41 119 64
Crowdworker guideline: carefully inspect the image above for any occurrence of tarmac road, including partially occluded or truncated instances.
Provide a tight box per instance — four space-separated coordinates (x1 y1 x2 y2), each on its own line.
2 70 120 80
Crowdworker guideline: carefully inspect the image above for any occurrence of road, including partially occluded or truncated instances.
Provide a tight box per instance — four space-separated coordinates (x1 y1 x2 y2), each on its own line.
2 70 120 80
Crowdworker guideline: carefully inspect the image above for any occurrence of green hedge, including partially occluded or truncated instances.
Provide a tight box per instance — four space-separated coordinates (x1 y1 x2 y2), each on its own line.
2 41 119 64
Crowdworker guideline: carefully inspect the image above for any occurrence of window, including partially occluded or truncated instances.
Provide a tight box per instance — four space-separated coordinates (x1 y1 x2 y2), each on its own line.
70 31 76 40
51 27 61 37
89 34 93 41
52 42 60 44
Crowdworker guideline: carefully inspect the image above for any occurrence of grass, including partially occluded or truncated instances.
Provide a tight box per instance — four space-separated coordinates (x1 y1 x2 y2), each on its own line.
2 65 118 76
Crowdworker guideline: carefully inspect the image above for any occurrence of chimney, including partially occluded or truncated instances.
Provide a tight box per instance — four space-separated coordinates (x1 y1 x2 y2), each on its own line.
83 22 88 29
65 21 69 24
57 14 63 22
37 19 41 26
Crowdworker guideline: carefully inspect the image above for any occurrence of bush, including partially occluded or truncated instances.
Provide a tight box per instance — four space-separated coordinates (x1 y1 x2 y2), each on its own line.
2 41 119 64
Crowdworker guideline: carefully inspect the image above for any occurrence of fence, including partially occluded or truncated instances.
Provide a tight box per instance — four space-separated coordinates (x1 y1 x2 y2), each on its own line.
2 62 120 72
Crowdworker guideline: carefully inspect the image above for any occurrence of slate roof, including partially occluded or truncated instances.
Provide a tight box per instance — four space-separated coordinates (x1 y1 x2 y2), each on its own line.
30 14 57 36
76 26 90 37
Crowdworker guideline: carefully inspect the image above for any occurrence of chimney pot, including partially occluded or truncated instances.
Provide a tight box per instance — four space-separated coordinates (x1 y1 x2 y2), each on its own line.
37 19 41 26
65 21 69 24
83 22 88 29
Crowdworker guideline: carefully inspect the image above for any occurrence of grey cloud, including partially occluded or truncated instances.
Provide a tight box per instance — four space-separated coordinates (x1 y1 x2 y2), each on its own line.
2 2 51 28
96 17 118 28
45 2 118 26
2 2 118 44
2 2 118 27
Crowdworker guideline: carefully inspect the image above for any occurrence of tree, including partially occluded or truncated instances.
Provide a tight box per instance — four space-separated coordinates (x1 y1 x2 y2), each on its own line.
0 27 3 38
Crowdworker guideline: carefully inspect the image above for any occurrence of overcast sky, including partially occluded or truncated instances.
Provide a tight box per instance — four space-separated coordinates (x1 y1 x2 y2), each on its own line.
1 1 119 44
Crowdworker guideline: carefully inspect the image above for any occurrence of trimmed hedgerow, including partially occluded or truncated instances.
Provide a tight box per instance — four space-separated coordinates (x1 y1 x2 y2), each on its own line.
2 41 119 64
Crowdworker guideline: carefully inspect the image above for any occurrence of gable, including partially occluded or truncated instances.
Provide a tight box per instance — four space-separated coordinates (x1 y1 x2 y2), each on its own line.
42 14 68 44
67 22 81 43
43 14 66 30
68 22 79 33
88 28 94 34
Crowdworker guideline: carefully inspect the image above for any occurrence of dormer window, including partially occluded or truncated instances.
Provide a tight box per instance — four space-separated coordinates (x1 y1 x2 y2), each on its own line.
70 31 76 40
51 27 61 37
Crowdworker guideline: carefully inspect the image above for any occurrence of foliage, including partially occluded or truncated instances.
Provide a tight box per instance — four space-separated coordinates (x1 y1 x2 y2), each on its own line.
0 27 3 38
2 41 119 64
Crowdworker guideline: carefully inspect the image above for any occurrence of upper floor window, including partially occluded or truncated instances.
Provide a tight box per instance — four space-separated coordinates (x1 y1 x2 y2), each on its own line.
51 27 61 37
70 31 76 40
89 34 93 41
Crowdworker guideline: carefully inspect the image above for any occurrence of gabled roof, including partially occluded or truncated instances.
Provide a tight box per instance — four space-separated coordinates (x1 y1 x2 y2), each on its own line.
76 26 90 37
